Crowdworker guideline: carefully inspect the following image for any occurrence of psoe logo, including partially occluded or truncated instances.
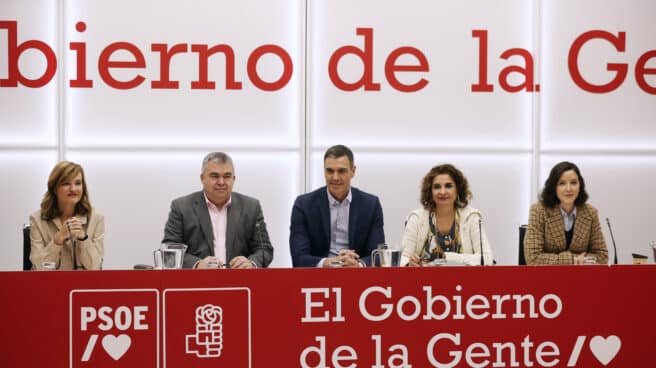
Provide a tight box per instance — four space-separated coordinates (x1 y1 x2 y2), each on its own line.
164 288 251 368
186 304 224 358
69 289 160 368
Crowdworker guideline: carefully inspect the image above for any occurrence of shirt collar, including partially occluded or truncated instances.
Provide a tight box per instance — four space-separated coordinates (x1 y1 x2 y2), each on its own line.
204 192 231 210
327 188 352 206
560 206 576 218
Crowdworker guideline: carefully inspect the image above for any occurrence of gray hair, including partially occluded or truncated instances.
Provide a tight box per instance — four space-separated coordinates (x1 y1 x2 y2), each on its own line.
201 152 234 172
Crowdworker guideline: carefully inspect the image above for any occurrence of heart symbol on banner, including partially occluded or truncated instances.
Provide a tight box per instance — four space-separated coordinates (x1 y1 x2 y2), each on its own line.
101 334 132 361
589 335 621 366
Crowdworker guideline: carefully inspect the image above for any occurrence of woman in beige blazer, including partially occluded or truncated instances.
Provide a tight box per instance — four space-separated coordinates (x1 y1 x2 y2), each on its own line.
29 161 104 270
401 164 494 266
524 161 608 265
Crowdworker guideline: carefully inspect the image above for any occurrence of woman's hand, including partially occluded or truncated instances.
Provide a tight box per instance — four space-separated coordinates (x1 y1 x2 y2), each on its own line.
66 217 85 240
55 217 85 245
573 252 587 265
54 226 68 246
408 254 423 267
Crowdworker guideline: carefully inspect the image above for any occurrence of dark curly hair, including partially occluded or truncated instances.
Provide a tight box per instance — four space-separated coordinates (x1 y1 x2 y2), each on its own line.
420 164 471 210
540 161 588 207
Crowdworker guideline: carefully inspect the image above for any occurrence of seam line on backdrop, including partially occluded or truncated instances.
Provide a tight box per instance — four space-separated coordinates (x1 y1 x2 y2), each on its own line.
531 0 542 202
310 147 533 155
303 0 310 194
57 146 302 152
57 0 66 161
7 144 655 155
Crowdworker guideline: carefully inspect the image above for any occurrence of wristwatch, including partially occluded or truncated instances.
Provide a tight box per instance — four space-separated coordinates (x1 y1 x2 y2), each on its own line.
77 233 89 241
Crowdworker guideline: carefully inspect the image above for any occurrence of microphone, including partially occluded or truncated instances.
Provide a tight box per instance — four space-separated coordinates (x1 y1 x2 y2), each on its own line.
478 215 484 266
254 218 268 268
66 221 78 270
605 217 619 265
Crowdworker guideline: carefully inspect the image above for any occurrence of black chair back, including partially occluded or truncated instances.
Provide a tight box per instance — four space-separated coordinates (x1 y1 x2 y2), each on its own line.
518 224 528 265
23 225 32 270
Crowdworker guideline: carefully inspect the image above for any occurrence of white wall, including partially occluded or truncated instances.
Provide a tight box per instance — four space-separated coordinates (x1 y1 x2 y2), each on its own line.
1 0 655 269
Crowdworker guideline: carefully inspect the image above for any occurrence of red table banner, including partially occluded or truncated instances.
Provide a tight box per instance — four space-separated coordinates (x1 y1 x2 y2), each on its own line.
0 265 654 367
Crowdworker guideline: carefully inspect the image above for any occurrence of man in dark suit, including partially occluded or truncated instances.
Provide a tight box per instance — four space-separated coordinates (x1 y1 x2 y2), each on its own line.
290 145 385 267
163 152 273 269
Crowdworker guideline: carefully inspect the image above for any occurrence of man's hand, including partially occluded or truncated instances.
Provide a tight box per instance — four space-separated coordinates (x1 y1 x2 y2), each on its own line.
323 249 362 268
230 256 255 269
196 256 222 269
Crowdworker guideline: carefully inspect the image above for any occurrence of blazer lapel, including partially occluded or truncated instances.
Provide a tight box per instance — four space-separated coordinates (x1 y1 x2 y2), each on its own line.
571 206 592 251
318 189 331 248
348 189 359 249
193 192 215 256
53 217 64 233
546 206 567 250
226 194 241 260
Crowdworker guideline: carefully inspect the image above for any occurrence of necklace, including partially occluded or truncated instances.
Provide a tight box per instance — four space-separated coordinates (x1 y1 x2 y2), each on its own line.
436 225 455 252
428 210 461 254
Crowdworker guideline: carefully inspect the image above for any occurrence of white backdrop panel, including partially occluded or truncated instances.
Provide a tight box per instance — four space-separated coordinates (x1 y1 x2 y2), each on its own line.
64 0 303 148
0 151 58 270
310 151 532 265
541 0 656 150
67 151 299 269
0 0 57 146
309 0 533 149
540 155 656 264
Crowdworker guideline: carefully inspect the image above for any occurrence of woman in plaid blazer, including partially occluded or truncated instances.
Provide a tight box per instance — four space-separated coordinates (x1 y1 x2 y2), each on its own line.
524 161 608 265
